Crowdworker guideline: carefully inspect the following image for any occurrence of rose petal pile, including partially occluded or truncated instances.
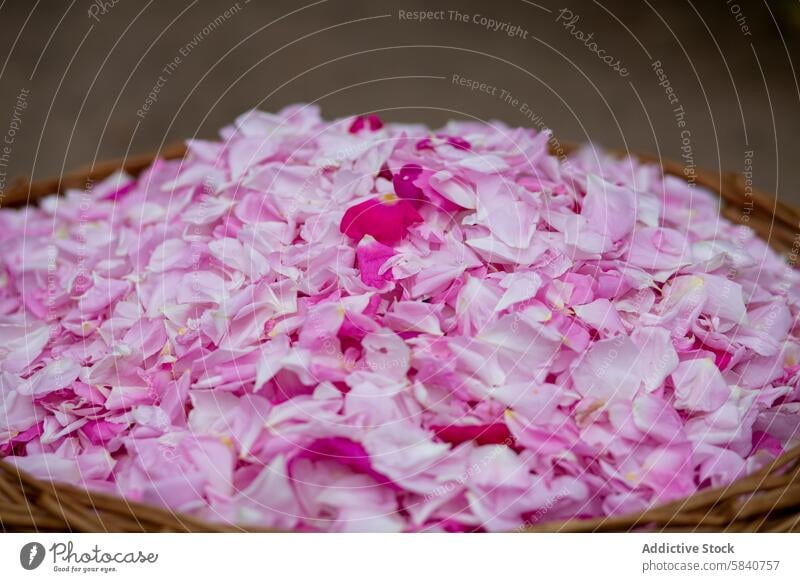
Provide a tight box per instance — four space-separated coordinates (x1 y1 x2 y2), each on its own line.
1 105 799 532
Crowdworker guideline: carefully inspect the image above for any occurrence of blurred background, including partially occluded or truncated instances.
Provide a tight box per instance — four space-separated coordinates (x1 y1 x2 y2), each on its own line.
0 0 798 202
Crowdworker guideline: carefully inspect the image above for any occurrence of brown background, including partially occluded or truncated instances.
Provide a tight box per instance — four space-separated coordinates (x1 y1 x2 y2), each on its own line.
0 0 798 203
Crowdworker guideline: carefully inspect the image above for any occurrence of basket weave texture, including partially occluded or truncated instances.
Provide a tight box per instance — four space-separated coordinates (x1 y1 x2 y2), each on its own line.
1 143 799 533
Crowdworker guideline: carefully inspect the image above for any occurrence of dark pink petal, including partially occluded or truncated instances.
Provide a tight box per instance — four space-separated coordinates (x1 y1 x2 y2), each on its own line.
445 135 471 150
416 137 434 150
751 430 784 457
348 114 383 133
81 419 128 445
340 195 423 244
393 163 462 211
299 437 399 489
356 236 395 287
416 135 470 151
377 163 393 181
392 164 426 201
432 422 513 447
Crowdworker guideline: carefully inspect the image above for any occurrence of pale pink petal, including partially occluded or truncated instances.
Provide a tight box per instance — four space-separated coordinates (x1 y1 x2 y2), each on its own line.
17 358 80 396
672 358 730 412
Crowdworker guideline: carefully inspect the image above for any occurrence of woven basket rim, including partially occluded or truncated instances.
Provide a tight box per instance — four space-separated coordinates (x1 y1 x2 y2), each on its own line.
1 141 799 533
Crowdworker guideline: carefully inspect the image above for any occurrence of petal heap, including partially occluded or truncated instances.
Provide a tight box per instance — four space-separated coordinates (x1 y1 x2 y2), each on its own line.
1 105 799 531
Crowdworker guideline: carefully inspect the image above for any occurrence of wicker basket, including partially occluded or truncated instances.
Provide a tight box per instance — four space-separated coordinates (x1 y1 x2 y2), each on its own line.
1 142 799 533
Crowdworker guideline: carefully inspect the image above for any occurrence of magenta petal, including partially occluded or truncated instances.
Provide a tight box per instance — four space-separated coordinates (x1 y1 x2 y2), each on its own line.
348 114 383 133
392 164 426 201
432 423 513 447
444 135 471 151
340 195 423 244
377 163 393 181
